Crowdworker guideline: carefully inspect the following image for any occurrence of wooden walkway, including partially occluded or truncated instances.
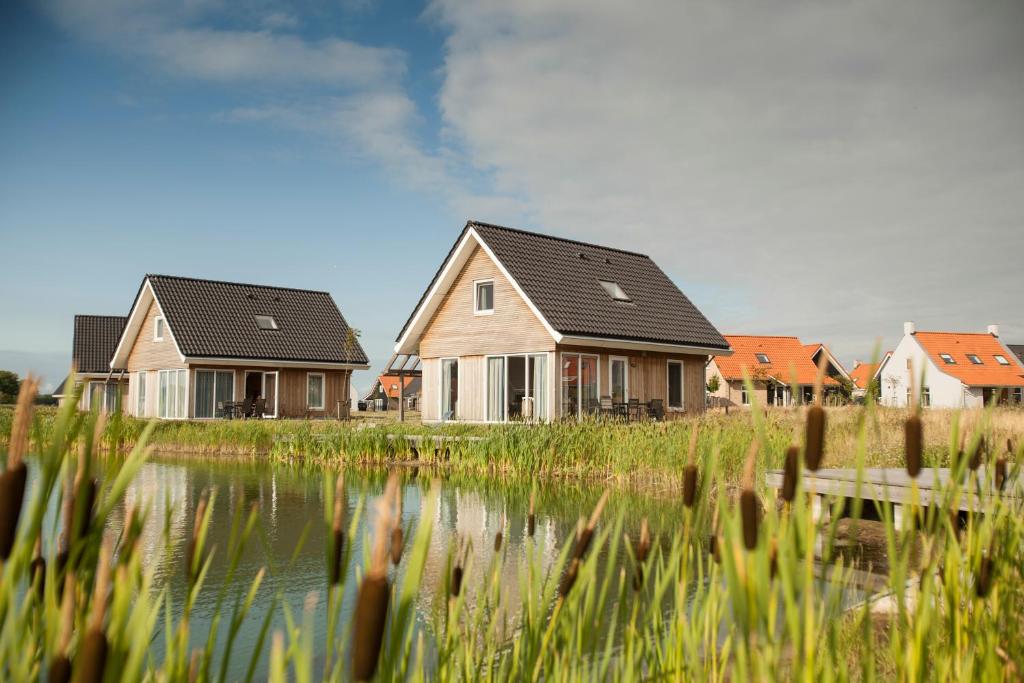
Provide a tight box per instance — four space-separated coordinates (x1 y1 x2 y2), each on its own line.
765 467 1020 513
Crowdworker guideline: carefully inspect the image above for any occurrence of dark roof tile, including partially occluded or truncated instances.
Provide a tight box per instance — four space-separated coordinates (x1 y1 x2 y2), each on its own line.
73 315 127 373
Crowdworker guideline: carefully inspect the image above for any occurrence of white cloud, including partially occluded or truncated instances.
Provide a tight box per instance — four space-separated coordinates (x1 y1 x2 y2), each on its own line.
429 0 1024 362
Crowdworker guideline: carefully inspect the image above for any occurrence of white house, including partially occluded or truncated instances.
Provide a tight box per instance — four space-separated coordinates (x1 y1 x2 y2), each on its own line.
879 322 1024 408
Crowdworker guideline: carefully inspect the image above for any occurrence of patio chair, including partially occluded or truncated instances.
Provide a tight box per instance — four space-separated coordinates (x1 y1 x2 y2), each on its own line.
217 401 228 419
241 397 254 419
254 398 267 418
647 399 665 421
599 395 614 417
627 398 641 421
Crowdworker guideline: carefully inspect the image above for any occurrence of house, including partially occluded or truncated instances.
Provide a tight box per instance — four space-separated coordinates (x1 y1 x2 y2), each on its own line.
393 221 731 423
362 374 422 411
53 315 129 411
879 322 1024 408
109 275 369 419
707 335 839 408
849 352 892 400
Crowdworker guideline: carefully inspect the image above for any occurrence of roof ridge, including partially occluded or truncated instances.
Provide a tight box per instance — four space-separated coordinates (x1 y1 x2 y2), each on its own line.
724 334 802 340
914 330 997 336
146 274 330 296
468 220 651 259
74 314 128 320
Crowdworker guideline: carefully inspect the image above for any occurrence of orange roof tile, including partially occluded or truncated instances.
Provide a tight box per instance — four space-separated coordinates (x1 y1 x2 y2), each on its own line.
717 335 838 386
913 332 1024 387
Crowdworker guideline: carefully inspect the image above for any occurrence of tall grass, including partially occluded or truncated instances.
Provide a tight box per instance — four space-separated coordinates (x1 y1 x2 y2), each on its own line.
0 378 1022 681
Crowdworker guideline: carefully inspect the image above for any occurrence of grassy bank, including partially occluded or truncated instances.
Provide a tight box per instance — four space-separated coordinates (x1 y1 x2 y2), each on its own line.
3 404 1022 486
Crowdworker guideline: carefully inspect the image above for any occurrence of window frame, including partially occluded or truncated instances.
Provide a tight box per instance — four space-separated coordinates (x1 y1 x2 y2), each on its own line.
939 353 956 365
598 279 631 302
136 371 147 416
306 372 326 411
560 352 600 419
157 369 188 419
994 355 1010 366
966 354 983 365
608 356 629 404
473 279 495 316
755 353 771 364
439 357 459 421
667 360 685 410
254 315 279 331
193 369 236 419
154 316 165 342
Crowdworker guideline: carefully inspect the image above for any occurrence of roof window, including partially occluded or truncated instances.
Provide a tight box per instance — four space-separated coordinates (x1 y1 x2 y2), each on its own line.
939 353 956 365
995 354 1010 366
755 353 771 364
966 354 983 365
255 315 279 330
598 280 631 302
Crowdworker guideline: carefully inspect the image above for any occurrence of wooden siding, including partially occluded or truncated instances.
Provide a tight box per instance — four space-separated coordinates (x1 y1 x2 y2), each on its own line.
125 299 183 372
190 366 351 419
418 246 555 359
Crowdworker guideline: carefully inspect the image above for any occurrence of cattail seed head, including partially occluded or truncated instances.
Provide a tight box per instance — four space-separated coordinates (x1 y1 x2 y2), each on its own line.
969 436 985 471
390 526 404 566
48 656 71 683
31 539 46 600
527 489 536 537
330 475 346 585
804 406 826 471
682 465 698 508
635 518 651 564
74 629 108 683
905 415 923 478
559 558 581 598
493 530 503 553
995 457 1008 492
450 564 464 598
781 445 799 502
740 490 759 551
8 374 38 469
708 534 721 564
0 461 27 560
768 539 778 580
352 575 390 681
976 554 994 598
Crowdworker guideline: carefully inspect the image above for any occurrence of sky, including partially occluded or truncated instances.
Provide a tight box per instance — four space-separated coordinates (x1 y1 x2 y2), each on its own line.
1 0 1023 393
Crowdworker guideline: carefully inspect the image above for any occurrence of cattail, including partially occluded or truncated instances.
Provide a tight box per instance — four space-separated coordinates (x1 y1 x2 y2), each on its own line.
780 445 799 502
0 376 36 559
768 539 779 580
352 476 397 682
559 492 610 598
331 475 346 585
76 542 111 683
708 534 721 564
803 356 828 471
905 414 923 478
995 457 1008 492
558 558 581 597
682 427 699 507
968 436 985 471
390 484 403 566
976 553 994 598
31 537 46 600
186 492 209 585
494 528 503 553
740 441 760 551
49 574 76 683
450 563 464 598
527 490 536 538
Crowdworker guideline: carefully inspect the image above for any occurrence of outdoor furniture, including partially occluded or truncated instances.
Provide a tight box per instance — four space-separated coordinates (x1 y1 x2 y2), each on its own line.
627 398 642 421
240 397 254 418
217 401 230 419
253 398 267 419
599 395 614 417
647 399 665 421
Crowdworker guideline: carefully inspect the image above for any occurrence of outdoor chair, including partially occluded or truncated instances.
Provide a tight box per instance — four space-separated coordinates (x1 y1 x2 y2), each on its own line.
627 398 641 421
254 398 267 419
217 401 228 419
647 399 665 421
599 395 614 417
241 397 254 418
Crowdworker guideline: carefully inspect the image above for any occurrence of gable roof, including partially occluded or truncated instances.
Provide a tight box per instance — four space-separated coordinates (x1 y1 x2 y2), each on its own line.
1009 344 1024 365
850 352 892 389
912 331 1024 387
72 315 127 373
112 275 369 367
396 221 729 354
804 342 851 380
715 335 839 385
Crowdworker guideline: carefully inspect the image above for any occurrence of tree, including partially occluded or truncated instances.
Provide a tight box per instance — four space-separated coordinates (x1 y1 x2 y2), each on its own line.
0 370 20 404
706 374 720 394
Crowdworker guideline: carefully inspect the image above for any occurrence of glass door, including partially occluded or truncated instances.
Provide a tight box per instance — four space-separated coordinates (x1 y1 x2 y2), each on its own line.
263 372 278 418
487 357 505 422
561 353 599 419
609 357 628 404
527 354 547 421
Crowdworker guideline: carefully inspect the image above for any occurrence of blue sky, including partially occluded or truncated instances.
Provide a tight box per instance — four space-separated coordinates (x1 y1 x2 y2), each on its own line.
2 0 1023 392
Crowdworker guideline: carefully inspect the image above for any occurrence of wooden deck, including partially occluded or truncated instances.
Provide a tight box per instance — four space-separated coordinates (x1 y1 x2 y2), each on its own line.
765 467 1020 512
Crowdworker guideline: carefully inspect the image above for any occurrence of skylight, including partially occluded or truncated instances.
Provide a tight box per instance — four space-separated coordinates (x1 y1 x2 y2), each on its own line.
995 355 1010 366
255 315 279 330
966 354 983 365
939 353 956 365
756 353 771 364
598 280 631 302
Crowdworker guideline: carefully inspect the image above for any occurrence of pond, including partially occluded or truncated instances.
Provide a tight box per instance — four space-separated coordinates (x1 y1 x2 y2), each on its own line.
94 454 690 680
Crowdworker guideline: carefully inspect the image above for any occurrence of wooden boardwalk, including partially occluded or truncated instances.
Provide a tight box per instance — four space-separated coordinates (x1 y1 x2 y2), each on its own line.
765 467 1020 513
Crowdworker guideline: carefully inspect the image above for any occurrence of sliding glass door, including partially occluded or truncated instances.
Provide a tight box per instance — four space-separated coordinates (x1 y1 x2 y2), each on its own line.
158 369 188 419
441 358 458 421
195 370 234 418
486 354 549 422
560 353 599 419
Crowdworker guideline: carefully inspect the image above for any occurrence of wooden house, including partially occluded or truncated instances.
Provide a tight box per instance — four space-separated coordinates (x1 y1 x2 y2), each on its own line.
53 315 129 411
393 221 731 423
109 275 369 419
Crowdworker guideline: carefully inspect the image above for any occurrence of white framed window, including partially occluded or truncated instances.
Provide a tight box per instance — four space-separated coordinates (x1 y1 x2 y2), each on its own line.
154 316 165 341
667 360 685 410
194 369 234 418
740 387 750 406
939 353 956 365
255 315 279 330
474 279 494 315
755 353 771 364
560 353 599 419
995 355 1010 366
307 372 325 410
921 387 931 407
158 369 188 419
136 372 146 416
609 356 629 404
966 354 983 365
440 358 459 421
598 280 631 302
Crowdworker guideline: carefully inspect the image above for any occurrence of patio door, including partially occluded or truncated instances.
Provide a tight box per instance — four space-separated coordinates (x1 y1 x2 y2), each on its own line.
609 357 628 404
561 353 599 419
263 372 278 418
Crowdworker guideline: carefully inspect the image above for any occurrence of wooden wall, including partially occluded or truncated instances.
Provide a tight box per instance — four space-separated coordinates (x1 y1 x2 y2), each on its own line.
125 299 184 372
419 246 555 359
